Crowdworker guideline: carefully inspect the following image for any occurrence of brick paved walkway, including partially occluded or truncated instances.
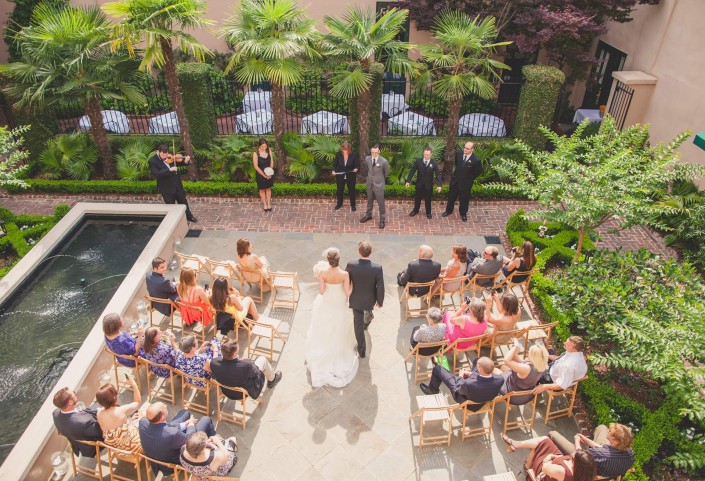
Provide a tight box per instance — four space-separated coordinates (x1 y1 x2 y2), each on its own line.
0 192 674 256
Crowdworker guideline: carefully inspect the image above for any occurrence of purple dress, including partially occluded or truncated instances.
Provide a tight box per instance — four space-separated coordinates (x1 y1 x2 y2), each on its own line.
105 332 144 367
144 342 177 377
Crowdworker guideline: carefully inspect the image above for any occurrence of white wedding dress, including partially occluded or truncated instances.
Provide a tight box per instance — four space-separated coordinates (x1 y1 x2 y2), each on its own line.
305 279 359 388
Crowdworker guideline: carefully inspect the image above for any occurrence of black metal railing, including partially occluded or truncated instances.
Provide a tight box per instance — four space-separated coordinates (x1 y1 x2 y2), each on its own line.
607 80 634 130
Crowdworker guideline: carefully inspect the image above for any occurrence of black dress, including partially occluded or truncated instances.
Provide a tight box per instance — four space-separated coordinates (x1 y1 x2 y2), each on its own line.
255 153 274 189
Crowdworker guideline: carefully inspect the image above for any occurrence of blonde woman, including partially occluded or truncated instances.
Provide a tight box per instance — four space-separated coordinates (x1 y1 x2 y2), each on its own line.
499 343 549 404
177 268 214 326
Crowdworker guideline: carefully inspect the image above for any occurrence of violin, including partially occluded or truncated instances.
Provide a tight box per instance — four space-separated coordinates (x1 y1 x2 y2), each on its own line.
162 153 190 164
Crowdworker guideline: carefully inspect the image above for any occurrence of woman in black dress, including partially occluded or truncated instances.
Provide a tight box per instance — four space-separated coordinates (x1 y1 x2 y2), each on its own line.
253 138 274 211
332 140 359 211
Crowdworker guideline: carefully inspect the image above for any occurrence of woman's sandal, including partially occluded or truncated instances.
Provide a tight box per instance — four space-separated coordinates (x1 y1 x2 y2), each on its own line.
501 433 517 453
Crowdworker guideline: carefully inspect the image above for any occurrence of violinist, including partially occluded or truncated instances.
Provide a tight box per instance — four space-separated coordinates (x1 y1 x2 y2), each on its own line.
148 144 198 223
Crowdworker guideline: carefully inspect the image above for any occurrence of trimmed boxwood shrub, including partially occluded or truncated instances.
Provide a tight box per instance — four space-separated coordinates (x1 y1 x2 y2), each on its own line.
513 65 565 150
177 63 216 149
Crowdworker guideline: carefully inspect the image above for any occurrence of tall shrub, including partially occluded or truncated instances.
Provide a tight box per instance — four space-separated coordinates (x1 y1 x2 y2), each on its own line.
177 63 216 150
513 64 564 150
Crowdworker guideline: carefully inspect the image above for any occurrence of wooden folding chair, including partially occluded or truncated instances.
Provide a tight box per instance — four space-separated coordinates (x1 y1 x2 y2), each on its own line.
67 439 104 480
269 271 300 309
207 259 241 289
435 275 469 309
141 453 185 481
246 315 286 361
520 321 558 356
174 252 209 283
100 442 143 481
595 468 636 481
447 334 488 375
466 272 500 299
144 295 179 332
236 264 272 305
174 300 214 343
459 398 497 442
496 269 537 313
544 376 588 423
404 339 448 383
400 281 436 321
103 347 142 393
212 380 261 430
409 394 456 448
177 368 212 416
487 327 528 363
498 390 538 434
142 358 177 405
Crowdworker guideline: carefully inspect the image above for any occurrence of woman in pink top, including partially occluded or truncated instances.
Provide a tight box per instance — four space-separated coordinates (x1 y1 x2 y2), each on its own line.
444 298 487 350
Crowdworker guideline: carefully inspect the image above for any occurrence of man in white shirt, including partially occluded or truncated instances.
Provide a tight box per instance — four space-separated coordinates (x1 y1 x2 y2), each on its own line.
533 335 588 393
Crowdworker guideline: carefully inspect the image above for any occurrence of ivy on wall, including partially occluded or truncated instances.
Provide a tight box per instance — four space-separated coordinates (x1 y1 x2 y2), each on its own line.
513 65 565 150
176 63 216 150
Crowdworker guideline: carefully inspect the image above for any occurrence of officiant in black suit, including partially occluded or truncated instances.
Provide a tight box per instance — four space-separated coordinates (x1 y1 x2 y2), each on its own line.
332 140 359 211
405 146 442 219
443 141 483 222
148 144 197 223
345 240 384 358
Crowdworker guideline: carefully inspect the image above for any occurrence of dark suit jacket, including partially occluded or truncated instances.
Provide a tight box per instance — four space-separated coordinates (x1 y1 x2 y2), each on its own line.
333 151 360 178
209 357 265 400
139 417 196 466
398 259 441 295
449 152 483 190
53 408 103 457
346 258 384 310
145 271 179 316
148 154 187 196
453 372 504 411
406 158 442 189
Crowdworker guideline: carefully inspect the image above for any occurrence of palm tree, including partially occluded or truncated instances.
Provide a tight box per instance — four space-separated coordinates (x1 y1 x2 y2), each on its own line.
102 0 212 178
218 0 320 173
417 12 510 176
0 3 145 179
323 6 416 158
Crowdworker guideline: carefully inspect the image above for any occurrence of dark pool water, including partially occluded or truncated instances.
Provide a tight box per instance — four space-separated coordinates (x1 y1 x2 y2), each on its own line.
0 218 159 465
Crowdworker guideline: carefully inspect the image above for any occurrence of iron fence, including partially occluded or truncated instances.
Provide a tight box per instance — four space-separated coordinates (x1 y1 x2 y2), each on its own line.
607 80 634 130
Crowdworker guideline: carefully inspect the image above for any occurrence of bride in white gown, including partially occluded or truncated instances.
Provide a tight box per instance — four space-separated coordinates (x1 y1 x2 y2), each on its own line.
305 248 359 388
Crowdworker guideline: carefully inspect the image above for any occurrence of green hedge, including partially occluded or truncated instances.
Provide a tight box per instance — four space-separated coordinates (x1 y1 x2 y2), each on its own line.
13 107 60 176
177 63 216 149
6 178 520 199
504 209 694 480
513 65 565 150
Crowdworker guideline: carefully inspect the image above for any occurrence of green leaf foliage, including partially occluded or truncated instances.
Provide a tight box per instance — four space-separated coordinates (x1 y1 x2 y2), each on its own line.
177 63 216 149
115 137 156 180
513 64 565 149
40 133 98 180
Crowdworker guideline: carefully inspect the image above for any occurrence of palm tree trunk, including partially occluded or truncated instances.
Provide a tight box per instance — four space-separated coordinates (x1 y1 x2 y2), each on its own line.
160 38 196 179
86 97 114 179
357 88 372 161
443 96 462 178
271 82 287 178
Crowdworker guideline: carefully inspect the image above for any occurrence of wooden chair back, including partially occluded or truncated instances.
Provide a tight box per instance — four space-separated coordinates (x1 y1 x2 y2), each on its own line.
521 321 558 356
487 327 528 362
270 271 300 310
141 357 177 405
174 252 209 282
141 453 185 481
446 334 488 375
99 442 143 481
409 394 456 448
403 339 449 383
498 389 538 434
544 376 588 423
400 281 436 321
436 275 469 309
67 439 104 480
466 272 501 299
247 315 286 361
144 295 178 331
176 368 212 416
174 299 213 343
207 259 241 288
236 264 269 304
458 398 497 442
212 379 260 430
102 347 142 393
498 268 537 312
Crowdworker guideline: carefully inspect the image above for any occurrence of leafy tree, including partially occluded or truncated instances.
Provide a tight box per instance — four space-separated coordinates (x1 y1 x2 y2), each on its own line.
102 0 212 178
489 116 704 261
0 125 30 188
218 0 320 174
3 0 67 61
0 3 145 179
323 6 416 158
416 12 510 176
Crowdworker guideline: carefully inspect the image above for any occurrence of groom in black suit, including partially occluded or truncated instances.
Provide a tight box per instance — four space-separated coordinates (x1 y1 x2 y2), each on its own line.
148 144 198 222
443 141 483 222
345 240 385 358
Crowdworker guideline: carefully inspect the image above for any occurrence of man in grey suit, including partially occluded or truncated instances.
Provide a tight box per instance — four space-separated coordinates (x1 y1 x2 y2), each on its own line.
345 241 385 358
360 144 390 229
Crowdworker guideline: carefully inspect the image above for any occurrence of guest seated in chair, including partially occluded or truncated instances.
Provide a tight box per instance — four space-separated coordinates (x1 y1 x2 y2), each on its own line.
548 423 635 480
485 292 521 343
103 313 143 367
443 298 487 350
139 402 216 474
96 379 143 453
468 245 505 287
410 307 446 355
236 238 271 290
397 244 441 295
209 277 260 336
431 245 468 297
501 434 597 481
177 268 214 327
175 335 220 387
207 339 281 401
419 356 503 410
52 387 103 458
146 257 179 315
499 342 549 403
533 336 588 395
143 327 178 377
503 240 536 283
180 431 238 481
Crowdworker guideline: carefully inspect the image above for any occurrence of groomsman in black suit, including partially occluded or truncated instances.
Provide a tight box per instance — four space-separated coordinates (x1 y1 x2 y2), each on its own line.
52 387 103 457
406 146 442 219
148 144 197 223
345 241 385 358
443 141 483 222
